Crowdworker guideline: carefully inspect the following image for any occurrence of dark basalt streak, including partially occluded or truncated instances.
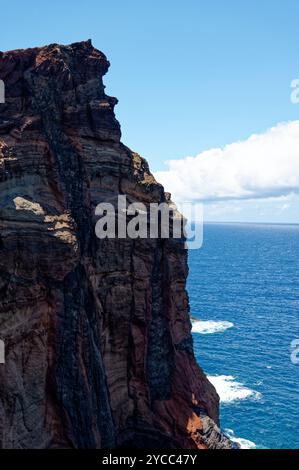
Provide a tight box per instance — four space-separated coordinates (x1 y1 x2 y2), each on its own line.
0 40 233 449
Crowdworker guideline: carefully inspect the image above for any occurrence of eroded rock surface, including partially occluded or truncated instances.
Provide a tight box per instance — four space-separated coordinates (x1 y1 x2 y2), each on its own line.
0 41 232 449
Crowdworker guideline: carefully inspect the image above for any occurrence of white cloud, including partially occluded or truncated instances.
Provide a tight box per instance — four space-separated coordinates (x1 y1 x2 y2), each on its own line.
155 121 299 204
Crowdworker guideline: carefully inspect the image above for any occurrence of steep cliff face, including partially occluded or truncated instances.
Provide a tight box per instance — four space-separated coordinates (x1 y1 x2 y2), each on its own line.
0 41 232 449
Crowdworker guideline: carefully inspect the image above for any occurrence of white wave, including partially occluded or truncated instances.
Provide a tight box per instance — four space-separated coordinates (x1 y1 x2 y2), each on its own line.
224 429 257 449
192 319 234 334
208 375 262 403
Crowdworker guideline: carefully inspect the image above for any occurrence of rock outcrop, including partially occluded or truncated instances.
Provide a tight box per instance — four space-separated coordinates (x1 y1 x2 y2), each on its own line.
0 41 232 449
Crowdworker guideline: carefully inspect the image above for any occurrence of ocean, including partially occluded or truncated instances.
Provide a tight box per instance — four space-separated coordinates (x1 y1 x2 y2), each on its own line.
188 223 299 449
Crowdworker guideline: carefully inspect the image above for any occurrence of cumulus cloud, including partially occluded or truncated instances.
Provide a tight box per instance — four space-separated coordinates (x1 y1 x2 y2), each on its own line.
155 121 299 204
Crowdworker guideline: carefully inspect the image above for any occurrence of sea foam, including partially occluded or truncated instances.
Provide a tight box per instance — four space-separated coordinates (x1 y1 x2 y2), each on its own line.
192 319 234 334
207 375 262 403
224 429 257 449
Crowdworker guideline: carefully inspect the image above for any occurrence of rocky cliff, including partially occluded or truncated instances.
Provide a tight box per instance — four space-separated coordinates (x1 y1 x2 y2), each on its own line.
0 41 232 449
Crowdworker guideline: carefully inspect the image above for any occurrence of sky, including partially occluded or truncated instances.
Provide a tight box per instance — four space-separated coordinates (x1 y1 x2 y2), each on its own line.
1 0 299 222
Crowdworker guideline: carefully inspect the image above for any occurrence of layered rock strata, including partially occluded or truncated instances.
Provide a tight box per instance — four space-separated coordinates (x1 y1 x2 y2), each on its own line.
0 41 232 449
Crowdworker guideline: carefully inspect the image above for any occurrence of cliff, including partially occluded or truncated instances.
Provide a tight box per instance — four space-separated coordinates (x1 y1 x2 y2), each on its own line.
0 41 232 449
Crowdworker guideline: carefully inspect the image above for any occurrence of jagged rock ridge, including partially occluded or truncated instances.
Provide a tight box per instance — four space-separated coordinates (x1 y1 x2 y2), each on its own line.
0 40 232 449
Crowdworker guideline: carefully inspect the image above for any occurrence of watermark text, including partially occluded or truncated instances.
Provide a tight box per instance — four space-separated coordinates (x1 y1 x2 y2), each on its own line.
290 339 299 364
0 79 5 103
95 195 203 249
290 79 299 104
0 340 5 364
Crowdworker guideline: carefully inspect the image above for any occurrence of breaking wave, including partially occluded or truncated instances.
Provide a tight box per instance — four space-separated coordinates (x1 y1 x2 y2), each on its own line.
207 375 262 403
192 319 234 334
224 429 257 449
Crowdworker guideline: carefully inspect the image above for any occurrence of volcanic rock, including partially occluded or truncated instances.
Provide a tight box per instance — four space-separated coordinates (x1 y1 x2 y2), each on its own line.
0 41 232 449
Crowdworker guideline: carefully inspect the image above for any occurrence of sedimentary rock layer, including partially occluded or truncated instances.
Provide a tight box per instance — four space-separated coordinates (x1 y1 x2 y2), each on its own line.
0 41 231 449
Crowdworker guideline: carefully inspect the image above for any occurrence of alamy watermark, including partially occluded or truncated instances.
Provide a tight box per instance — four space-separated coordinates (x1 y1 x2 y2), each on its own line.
290 339 299 365
0 340 5 364
95 195 203 249
0 79 5 103
290 79 299 104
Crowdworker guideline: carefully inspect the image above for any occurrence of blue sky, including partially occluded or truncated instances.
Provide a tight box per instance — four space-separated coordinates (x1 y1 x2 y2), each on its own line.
1 0 299 222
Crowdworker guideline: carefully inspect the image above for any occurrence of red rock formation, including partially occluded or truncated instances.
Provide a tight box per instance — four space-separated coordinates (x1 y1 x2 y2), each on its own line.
0 41 232 449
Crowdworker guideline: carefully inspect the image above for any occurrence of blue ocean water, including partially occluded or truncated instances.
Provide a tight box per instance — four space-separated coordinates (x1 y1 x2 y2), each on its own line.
188 223 299 449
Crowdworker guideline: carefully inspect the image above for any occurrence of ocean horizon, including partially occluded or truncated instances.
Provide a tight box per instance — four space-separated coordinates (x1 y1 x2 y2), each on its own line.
204 221 299 226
